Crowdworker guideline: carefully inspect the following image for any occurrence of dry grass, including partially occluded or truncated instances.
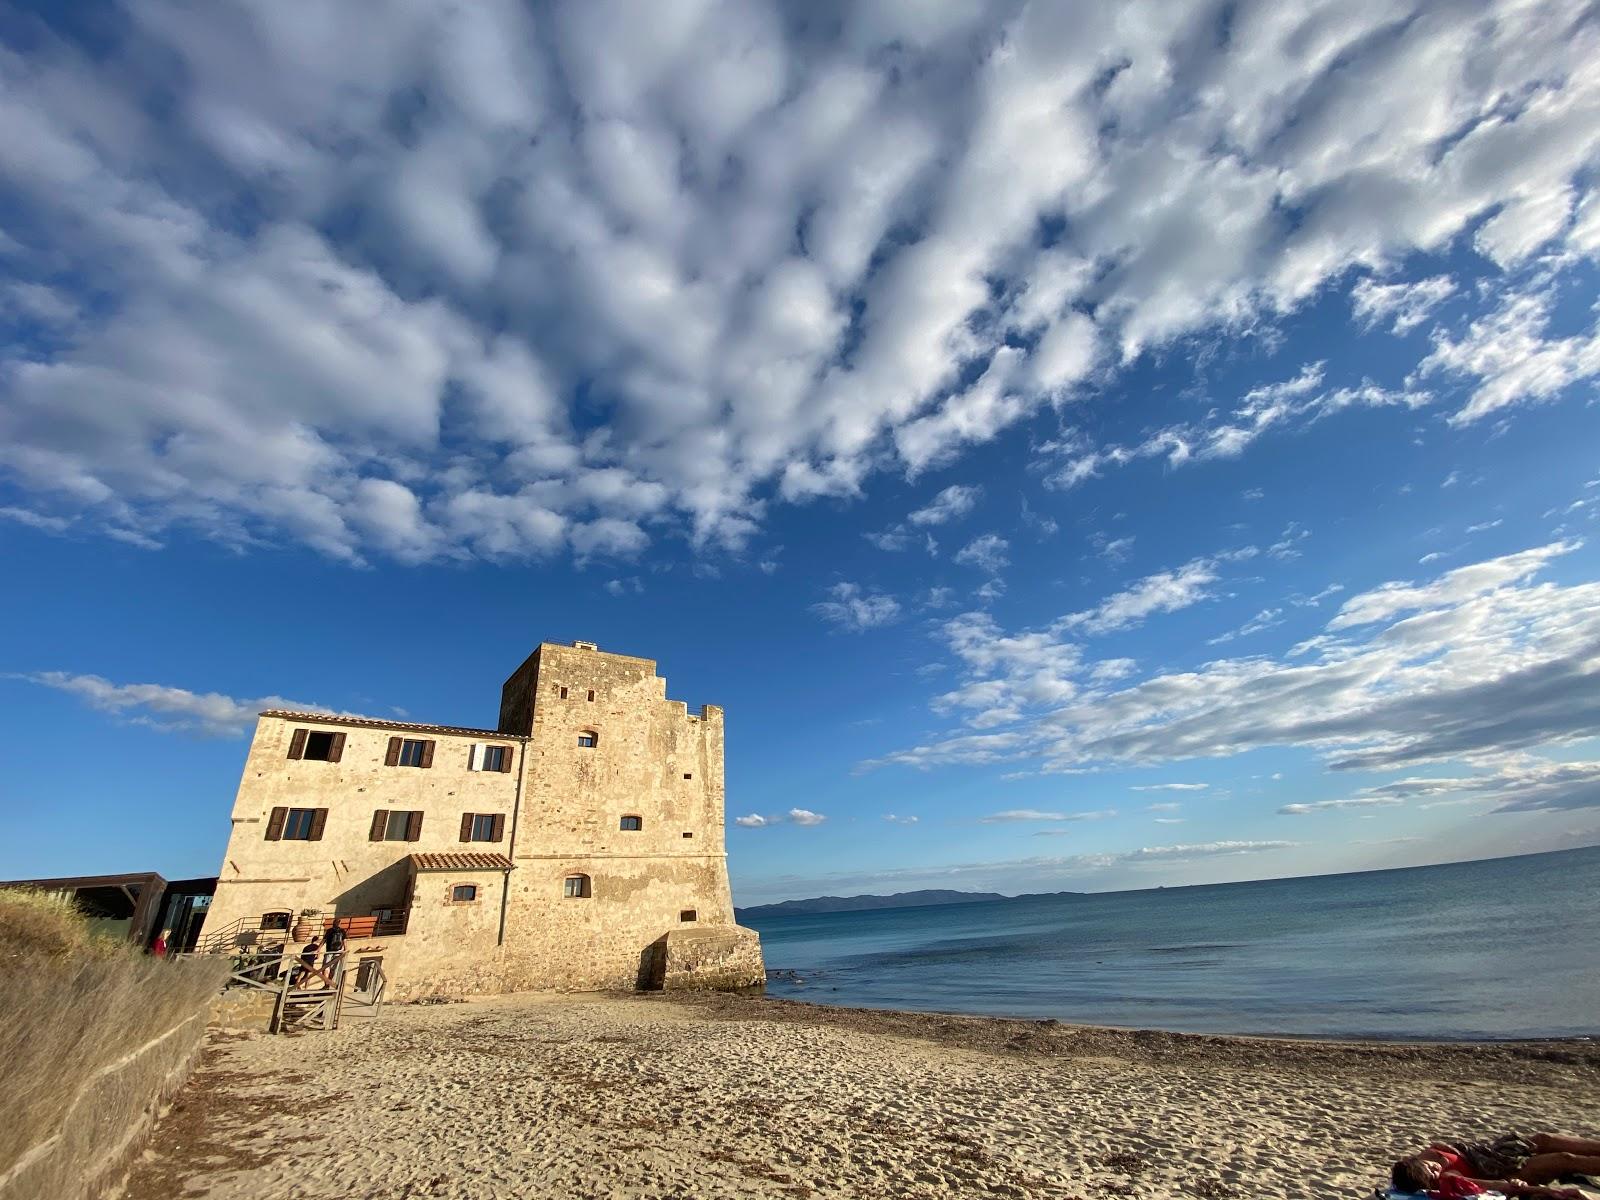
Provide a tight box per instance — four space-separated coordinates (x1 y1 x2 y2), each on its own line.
0 889 228 1177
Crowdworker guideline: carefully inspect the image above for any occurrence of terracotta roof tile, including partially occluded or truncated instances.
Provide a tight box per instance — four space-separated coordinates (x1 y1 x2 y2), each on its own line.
409 852 515 872
260 710 515 739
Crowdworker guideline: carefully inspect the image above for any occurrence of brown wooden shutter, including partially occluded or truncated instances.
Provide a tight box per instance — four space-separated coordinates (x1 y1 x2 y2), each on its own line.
420 739 435 769
385 736 401 766
406 811 424 842
288 730 307 760
265 807 288 840
328 732 346 763
498 745 514 773
460 813 474 842
489 813 505 842
369 810 388 841
308 809 328 841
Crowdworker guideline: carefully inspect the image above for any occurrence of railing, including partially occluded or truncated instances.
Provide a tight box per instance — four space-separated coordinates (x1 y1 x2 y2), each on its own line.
200 909 409 955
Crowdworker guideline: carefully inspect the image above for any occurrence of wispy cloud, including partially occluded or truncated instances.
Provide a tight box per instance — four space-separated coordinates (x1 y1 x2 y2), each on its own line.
13 671 336 736
908 485 981 527
812 582 900 632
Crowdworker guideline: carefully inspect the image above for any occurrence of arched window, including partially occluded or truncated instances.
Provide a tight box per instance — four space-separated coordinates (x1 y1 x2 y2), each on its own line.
620 815 642 831
562 874 591 899
577 731 598 748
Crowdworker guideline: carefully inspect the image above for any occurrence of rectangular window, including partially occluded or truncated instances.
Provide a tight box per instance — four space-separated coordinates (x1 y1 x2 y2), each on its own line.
261 911 290 931
683 773 692 780
386 736 435 768
266 806 326 841
587 690 595 701
563 875 589 898
577 733 597 748
680 910 697 922
479 745 506 772
682 831 694 839
464 813 503 842
451 885 478 903
288 728 345 762
558 686 568 699
620 815 642 831
384 811 419 841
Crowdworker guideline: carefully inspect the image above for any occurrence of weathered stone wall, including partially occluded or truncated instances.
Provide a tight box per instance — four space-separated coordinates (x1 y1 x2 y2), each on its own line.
207 717 518 942
660 925 766 991
206 640 763 999
498 642 756 991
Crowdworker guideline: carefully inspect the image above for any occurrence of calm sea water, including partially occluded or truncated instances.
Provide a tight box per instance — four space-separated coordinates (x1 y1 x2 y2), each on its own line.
743 846 1600 1040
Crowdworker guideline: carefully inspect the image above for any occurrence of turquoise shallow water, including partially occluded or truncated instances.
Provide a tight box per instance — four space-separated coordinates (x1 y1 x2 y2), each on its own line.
742 846 1600 1040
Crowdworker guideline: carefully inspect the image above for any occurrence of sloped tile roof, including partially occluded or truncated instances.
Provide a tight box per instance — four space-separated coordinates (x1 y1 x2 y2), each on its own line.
409 852 515 872
260 710 513 738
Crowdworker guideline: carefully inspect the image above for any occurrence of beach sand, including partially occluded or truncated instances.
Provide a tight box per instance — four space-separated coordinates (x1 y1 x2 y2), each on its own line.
119 991 1600 1200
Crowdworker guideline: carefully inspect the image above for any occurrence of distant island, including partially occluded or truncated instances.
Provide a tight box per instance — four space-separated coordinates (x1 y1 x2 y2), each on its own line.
736 888 1080 918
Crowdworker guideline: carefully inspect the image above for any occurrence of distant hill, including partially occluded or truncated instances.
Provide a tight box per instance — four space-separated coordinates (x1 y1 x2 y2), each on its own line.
737 888 1049 918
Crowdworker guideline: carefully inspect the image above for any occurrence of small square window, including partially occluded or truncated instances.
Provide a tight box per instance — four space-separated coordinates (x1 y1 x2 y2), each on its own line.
283 808 317 839
683 773 692 780
563 875 590 899
479 745 506 772
303 731 336 761
577 733 597 748
470 814 497 841
451 885 478 903
679 910 697 922
620 815 642 831
397 739 427 767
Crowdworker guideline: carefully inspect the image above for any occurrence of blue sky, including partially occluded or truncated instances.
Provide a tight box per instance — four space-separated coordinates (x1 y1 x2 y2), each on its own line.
2 0 1599 905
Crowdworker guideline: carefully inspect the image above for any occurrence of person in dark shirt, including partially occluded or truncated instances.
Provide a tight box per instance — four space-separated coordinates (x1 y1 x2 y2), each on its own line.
323 923 348 972
296 936 320 985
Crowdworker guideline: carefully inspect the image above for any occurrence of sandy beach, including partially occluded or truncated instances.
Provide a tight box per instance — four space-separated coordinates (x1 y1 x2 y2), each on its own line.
119 992 1600 1200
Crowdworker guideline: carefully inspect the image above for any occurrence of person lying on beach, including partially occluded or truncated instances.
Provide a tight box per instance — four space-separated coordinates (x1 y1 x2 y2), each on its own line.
1391 1132 1600 1196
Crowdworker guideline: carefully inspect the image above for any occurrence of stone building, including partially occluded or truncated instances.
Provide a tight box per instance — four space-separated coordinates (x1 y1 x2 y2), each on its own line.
202 641 764 1000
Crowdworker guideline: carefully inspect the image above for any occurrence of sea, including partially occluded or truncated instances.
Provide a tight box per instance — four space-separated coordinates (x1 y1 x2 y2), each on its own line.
742 845 1600 1041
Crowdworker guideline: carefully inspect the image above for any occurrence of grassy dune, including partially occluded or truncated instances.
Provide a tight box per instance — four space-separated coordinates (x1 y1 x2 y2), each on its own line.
0 889 227 1179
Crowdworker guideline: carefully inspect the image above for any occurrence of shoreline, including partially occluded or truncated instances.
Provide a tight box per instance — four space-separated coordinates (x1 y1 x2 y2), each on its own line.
738 986 1600 1049
664 991 1600 1086
122 988 1600 1200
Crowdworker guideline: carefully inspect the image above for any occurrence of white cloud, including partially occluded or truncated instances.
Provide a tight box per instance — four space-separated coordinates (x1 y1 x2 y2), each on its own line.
954 533 1010 575
811 582 900 632
14 671 336 736
1062 555 1230 635
980 808 1115 823
1041 365 1430 490
908 485 981 526
1278 797 1405 815
734 814 770 828
1416 288 1600 426
868 541 1600 778
1208 607 1284 645
1131 784 1209 792
788 808 826 826
1 1 1593 562
1350 275 1456 334
882 813 919 825
1328 541 1575 629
